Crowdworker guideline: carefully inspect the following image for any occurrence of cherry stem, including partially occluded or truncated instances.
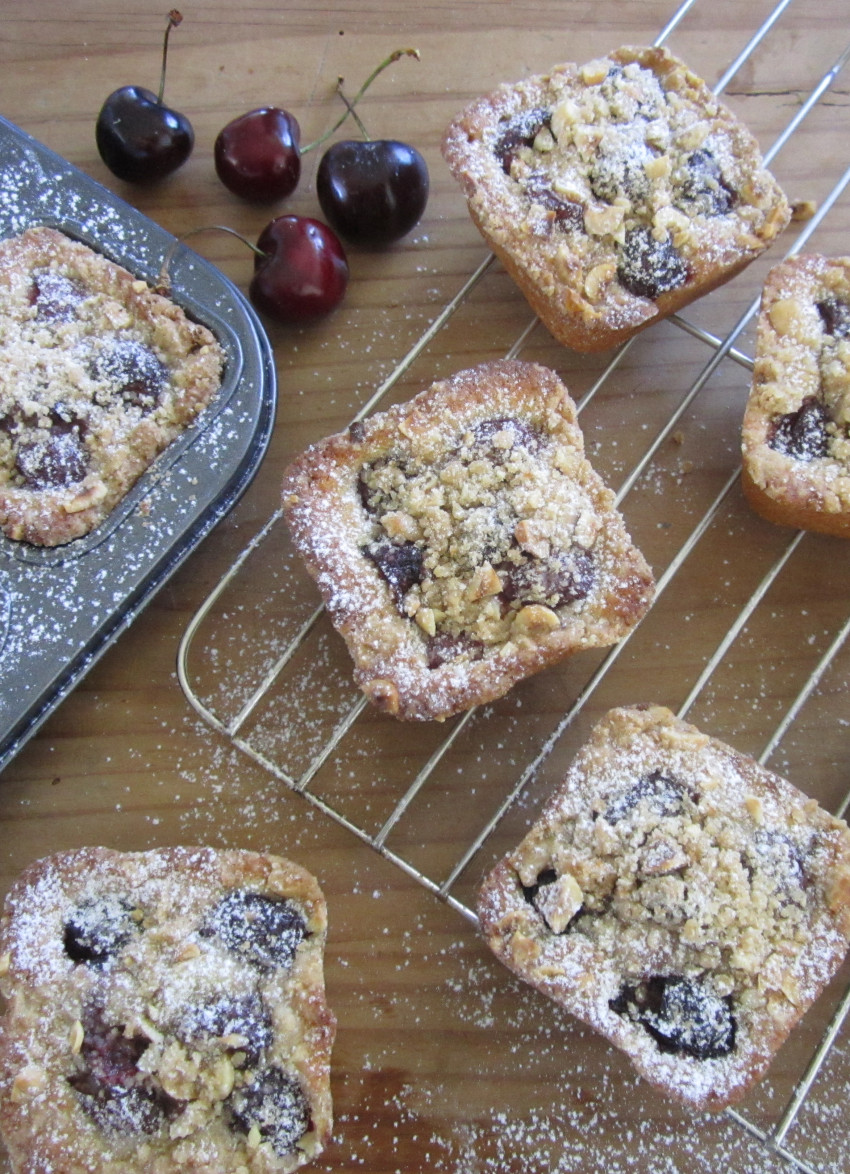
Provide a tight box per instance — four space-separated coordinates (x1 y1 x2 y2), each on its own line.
157 10 184 105
336 85 370 140
300 46 420 154
156 224 264 294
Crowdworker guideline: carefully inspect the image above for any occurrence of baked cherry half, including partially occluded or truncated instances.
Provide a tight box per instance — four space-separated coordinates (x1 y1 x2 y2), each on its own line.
95 11 194 184
214 107 302 202
316 139 429 245
249 215 349 324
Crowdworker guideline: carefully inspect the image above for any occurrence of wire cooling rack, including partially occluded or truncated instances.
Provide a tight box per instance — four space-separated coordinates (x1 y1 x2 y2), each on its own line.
179 3 850 1170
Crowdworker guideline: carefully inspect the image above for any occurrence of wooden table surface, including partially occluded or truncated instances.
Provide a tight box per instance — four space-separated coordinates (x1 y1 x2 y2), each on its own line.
2 1 850 1171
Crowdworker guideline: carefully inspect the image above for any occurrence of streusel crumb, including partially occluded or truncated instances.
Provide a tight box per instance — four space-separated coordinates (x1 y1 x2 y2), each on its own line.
478 704 850 1110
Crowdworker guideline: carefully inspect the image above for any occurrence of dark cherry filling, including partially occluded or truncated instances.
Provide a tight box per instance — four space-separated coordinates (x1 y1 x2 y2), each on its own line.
227 1067 311 1156
494 106 552 173
816 297 850 339
498 546 595 609
470 415 544 457
610 975 736 1060
589 137 654 205
29 270 86 321
599 64 660 118
602 770 692 825
202 890 308 970
520 866 558 904
90 339 168 411
426 631 485 669
617 226 689 299
68 1004 180 1135
363 539 425 609
63 897 139 966
520 867 585 934
523 174 584 229
768 397 831 461
357 455 412 516
744 828 807 890
15 420 88 489
676 148 736 216
177 993 274 1068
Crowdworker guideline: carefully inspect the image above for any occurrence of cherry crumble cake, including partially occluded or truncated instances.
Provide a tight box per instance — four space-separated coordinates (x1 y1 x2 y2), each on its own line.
281 360 655 721
442 45 790 352
0 847 336 1173
0 226 224 547
742 254 850 536
477 704 850 1111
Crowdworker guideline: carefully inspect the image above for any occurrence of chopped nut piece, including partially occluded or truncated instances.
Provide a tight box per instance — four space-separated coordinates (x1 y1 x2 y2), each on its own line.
465 562 503 602
644 154 672 180
513 604 561 634
579 58 609 85
745 795 764 824
11 1064 47 1101
175 941 201 963
415 607 437 637
535 872 584 933
514 519 552 559
69 1019 85 1054
790 199 817 222
584 261 616 301
64 481 109 515
767 296 808 339
380 510 420 541
585 203 626 238
209 1056 236 1100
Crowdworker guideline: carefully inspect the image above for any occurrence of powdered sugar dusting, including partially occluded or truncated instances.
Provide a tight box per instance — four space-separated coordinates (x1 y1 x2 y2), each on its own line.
0 846 334 1172
477 705 850 1111
0 118 272 771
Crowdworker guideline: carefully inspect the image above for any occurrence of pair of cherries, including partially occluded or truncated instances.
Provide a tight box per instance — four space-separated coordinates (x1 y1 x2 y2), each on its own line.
95 16 429 324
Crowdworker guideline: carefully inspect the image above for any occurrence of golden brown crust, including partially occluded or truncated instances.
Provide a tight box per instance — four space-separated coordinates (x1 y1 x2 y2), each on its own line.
281 360 654 721
0 227 224 546
741 253 850 536
0 846 335 1174
442 45 790 353
477 704 850 1111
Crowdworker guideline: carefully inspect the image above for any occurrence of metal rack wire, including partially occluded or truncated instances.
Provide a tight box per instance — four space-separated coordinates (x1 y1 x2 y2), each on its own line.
178 3 850 1169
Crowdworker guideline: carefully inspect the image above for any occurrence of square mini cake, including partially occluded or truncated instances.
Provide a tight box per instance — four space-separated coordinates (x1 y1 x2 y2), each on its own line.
0 847 336 1173
442 45 790 352
0 226 224 546
281 360 655 721
477 704 850 1111
742 253 850 536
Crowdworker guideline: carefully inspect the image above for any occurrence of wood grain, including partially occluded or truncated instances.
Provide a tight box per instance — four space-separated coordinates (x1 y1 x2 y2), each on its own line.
2 2 850 1171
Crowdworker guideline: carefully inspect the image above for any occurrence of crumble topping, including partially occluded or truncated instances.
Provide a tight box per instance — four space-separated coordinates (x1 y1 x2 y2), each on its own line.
358 413 603 654
742 255 850 529
0 227 224 546
478 705 850 1110
443 46 790 350
282 361 655 720
491 57 754 286
0 848 335 1174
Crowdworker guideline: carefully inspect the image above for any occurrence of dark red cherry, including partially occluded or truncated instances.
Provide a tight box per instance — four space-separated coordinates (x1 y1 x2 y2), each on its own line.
95 12 193 184
214 107 302 202
316 139 429 245
96 86 194 182
249 215 349 324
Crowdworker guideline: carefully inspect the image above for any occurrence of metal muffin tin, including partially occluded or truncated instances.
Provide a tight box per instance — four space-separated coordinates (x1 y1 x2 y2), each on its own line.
0 116 277 774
